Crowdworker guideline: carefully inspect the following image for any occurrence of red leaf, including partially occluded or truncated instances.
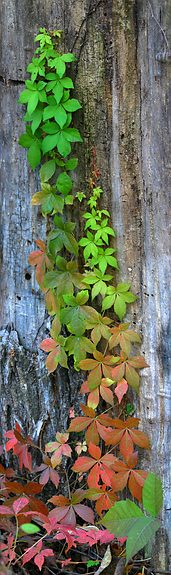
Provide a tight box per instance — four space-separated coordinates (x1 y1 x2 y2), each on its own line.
49 507 70 522
72 456 95 473
119 430 134 460
87 464 100 488
49 468 60 488
13 497 29 515
88 442 101 460
74 503 94 523
61 506 76 527
34 549 54 571
0 505 13 515
23 541 42 565
112 364 125 382
128 471 146 501
39 467 50 486
39 338 57 352
114 378 128 404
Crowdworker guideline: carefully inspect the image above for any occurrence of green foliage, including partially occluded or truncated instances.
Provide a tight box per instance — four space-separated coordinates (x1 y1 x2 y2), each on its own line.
101 476 163 563
20 523 41 534
142 472 163 517
14 28 162 574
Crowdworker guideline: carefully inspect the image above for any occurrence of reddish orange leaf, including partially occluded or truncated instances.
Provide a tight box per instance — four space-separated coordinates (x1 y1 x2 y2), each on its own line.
114 379 128 404
88 442 101 460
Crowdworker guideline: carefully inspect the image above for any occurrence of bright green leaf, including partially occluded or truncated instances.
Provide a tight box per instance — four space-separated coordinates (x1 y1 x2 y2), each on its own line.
40 160 56 182
28 142 41 169
20 523 40 534
142 473 163 517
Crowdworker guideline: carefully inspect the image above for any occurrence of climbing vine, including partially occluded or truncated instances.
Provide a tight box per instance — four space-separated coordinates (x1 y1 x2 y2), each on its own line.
0 28 162 575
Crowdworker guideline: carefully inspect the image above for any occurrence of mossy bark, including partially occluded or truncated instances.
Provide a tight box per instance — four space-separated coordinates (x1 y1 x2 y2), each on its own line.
0 0 170 567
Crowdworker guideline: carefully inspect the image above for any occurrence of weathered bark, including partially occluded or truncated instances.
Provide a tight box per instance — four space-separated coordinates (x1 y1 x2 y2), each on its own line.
0 0 170 568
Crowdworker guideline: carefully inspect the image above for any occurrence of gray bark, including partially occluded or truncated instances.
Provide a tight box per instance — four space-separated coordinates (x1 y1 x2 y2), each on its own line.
0 0 170 568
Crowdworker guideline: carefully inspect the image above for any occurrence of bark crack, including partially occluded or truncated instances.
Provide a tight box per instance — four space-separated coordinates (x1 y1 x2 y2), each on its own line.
0 75 25 85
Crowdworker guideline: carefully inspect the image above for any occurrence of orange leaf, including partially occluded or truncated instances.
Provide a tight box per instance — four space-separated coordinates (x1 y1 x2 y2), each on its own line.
68 417 92 433
129 429 150 449
72 456 95 473
114 379 128 404
48 495 69 506
100 385 114 406
105 429 124 446
39 338 57 352
86 421 99 445
88 442 101 460
46 348 60 372
128 356 148 369
36 239 46 251
119 430 134 460
112 363 125 381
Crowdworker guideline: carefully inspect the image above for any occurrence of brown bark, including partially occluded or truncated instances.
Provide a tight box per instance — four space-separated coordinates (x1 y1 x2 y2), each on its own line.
0 0 170 567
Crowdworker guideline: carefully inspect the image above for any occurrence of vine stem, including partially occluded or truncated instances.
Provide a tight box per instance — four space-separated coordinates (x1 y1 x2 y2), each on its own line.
12 533 47 565
148 1 169 48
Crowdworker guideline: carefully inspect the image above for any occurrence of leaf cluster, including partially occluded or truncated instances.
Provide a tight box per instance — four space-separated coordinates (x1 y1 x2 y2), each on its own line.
13 26 163 575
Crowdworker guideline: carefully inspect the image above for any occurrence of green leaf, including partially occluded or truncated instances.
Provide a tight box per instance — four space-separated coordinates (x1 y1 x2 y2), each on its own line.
142 473 163 517
61 53 76 62
87 560 100 568
20 523 40 534
28 142 41 169
65 157 78 170
43 121 59 134
114 295 126 320
101 499 160 565
55 105 67 128
65 195 73 204
48 221 78 256
117 283 131 292
56 58 66 78
31 108 43 134
101 500 144 536
28 91 39 115
126 517 160 564
19 133 33 148
19 89 30 103
65 335 94 366
63 127 83 142
56 133 71 157
43 105 57 121
102 294 115 311
56 172 73 194
42 134 58 154
53 82 63 104
61 77 74 89
40 160 56 182
63 99 81 112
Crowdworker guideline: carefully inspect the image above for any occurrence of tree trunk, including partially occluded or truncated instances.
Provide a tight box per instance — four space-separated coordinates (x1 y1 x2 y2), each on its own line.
0 0 170 568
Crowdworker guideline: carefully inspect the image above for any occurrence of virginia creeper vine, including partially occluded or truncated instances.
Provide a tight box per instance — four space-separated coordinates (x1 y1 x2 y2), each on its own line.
0 27 163 574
